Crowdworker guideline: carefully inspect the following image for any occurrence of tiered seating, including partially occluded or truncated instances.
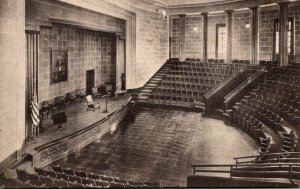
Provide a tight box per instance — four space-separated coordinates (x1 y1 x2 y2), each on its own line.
30 166 163 188
138 59 244 109
259 60 279 67
226 67 300 153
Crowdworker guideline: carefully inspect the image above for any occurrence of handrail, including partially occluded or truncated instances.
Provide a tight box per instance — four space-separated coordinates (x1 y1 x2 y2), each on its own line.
204 66 246 99
192 164 235 167
192 163 300 181
223 67 266 104
234 152 300 160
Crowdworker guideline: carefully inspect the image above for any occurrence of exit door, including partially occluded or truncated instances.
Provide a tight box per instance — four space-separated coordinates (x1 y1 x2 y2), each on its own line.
86 69 95 94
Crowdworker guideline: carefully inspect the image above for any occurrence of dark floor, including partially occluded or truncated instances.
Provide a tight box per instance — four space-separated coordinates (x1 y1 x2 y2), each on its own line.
51 107 258 187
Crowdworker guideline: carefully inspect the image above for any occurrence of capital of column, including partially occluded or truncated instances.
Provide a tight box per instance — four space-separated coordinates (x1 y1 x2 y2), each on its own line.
249 6 258 11
201 12 208 16
278 2 290 7
225 10 233 15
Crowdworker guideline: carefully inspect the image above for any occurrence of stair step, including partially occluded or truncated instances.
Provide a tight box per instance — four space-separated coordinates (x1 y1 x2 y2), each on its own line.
138 96 149 100
152 77 163 81
141 89 152 93
146 83 158 87
149 80 160 83
139 93 150 96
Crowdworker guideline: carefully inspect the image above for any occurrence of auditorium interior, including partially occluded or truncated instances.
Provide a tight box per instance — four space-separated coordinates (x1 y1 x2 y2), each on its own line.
1 0 300 188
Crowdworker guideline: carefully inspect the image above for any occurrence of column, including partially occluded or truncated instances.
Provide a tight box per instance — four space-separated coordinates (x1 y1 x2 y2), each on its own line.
168 16 172 59
226 10 233 63
179 14 186 61
250 6 259 65
202 13 208 62
0 0 26 161
279 2 289 67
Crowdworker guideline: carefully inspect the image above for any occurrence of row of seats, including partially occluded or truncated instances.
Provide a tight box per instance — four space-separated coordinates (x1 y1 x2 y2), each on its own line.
225 66 299 154
144 60 242 107
49 165 162 188
0 174 37 188
16 169 84 188
259 60 279 67
184 58 250 64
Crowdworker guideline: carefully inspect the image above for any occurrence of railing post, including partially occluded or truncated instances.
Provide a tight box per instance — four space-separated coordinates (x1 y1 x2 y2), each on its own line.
193 166 195 176
230 165 232 179
235 159 238 168
288 165 292 181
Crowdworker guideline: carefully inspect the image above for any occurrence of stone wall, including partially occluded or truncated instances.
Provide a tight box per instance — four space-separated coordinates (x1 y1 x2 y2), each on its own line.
0 0 26 163
171 17 180 58
135 11 169 88
185 16 203 59
233 11 251 60
170 5 300 62
38 25 115 102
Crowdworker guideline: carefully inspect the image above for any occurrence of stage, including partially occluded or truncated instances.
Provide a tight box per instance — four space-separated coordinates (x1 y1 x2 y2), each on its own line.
23 94 132 167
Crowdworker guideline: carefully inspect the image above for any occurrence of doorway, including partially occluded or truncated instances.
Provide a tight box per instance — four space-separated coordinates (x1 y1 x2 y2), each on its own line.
86 69 95 94
116 37 126 92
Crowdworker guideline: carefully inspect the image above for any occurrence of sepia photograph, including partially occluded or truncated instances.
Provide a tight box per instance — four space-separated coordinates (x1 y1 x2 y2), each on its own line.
0 0 300 188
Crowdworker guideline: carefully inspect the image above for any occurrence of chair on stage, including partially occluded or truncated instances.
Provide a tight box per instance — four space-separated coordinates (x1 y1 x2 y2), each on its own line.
86 95 100 112
92 87 101 99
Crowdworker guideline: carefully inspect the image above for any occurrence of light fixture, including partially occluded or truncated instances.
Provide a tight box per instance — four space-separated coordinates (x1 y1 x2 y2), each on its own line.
245 23 251 29
156 8 168 19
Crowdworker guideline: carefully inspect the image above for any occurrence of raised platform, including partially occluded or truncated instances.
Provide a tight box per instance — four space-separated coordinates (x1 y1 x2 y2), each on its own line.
23 94 132 168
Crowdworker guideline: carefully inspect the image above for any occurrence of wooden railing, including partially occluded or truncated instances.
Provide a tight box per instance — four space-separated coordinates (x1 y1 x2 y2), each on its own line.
205 66 246 99
223 67 266 110
192 152 300 181
234 152 300 165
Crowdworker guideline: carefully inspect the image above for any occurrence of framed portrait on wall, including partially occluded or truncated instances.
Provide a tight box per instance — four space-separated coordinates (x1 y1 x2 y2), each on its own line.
51 50 68 84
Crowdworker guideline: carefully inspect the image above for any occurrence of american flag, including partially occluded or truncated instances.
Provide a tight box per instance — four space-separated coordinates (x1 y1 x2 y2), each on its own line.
31 90 40 128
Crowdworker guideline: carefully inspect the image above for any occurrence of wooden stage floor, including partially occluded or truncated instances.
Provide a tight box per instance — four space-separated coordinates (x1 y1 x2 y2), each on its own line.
23 94 131 156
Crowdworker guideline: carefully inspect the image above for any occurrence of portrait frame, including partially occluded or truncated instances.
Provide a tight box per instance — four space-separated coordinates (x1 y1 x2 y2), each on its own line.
51 50 68 84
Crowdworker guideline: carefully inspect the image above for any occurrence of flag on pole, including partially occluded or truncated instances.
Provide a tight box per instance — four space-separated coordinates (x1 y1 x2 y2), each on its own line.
31 90 40 130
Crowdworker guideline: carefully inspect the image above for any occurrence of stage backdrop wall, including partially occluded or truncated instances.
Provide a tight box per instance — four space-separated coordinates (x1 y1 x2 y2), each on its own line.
25 0 125 102
38 25 116 102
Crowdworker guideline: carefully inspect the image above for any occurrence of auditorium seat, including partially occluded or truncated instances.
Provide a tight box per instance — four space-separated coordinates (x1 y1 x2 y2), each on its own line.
65 90 79 106
95 180 110 188
68 181 85 188
68 175 82 183
39 175 54 188
53 178 69 188
16 169 30 183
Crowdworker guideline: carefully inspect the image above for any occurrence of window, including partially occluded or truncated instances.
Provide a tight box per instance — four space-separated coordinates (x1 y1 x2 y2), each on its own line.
274 18 294 55
216 24 226 59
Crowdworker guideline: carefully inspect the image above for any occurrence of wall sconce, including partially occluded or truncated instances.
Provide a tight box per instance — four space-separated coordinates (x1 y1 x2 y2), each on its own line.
193 27 198 32
156 8 168 19
245 23 251 29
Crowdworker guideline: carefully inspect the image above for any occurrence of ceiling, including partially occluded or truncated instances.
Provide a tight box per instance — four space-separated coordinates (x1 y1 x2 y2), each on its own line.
147 0 245 7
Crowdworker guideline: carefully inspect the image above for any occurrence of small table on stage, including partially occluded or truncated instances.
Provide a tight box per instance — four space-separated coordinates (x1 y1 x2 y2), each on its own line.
51 112 67 130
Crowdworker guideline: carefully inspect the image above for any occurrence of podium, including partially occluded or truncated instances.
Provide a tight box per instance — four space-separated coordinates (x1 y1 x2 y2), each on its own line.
51 112 67 130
